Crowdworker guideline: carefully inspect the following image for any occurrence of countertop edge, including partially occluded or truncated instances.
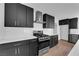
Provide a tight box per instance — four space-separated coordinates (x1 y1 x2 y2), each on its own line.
0 36 37 45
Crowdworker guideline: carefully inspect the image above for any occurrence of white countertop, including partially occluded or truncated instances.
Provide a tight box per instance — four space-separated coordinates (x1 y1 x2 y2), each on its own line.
68 40 79 56
0 36 37 44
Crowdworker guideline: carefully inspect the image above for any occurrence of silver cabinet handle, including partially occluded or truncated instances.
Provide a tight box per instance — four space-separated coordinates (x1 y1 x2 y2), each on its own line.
15 48 17 55
15 20 16 26
14 43 22 46
18 48 20 54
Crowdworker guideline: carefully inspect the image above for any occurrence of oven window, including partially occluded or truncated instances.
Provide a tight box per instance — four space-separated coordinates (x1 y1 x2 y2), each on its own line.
39 40 50 50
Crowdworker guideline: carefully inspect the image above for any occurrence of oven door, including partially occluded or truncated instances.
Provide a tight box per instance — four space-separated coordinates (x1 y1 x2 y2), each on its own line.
39 40 50 50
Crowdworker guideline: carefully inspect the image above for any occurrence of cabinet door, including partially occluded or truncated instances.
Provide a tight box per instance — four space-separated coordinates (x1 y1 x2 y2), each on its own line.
0 48 10 56
59 19 69 25
54 35 58 46
69 34 78 44
9 47 18 56
50 35 58 48
16 4 27 27
46 15 50 28
69 18 78 29
43 23 46 28
5 3 17 27
17 45 29 56
14 40 30 56
29 39 38 56
47 16 54 28
29 44 38 56
43 14 54 28
0 46 17 56
50 16 54 28
26 6 33 27
50 36 54 48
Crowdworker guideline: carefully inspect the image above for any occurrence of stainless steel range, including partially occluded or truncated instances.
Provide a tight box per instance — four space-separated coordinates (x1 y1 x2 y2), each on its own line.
33 31 50 56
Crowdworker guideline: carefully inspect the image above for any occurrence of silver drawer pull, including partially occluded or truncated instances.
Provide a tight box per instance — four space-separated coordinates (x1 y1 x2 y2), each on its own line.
31 40 37 42
14 43 22 46
18 48 20 54
15 20 16 26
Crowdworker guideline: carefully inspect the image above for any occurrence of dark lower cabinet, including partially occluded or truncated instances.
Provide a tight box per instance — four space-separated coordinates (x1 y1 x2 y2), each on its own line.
68 34 78 44
29 39 38 56
17 45 29 56
50 35 58 48
0 38 38 56
0 47 10 56
0 45 16 56
50 38 53 48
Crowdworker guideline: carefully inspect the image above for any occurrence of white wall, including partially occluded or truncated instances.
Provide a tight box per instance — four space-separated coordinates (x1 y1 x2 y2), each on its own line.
43 29 53 35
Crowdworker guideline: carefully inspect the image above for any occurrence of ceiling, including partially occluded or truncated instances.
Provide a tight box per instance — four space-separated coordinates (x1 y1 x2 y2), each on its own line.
23 3 79 21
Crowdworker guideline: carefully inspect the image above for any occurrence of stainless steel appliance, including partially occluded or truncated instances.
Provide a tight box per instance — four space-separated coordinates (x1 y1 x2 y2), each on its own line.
33 31 50 56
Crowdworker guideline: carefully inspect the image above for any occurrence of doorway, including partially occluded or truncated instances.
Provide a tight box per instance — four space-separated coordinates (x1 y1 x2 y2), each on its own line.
60 25 69 41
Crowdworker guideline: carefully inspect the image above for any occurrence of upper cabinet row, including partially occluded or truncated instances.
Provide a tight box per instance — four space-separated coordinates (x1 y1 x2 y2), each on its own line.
5 3 55 28
59 17 78 29
5 3 33 27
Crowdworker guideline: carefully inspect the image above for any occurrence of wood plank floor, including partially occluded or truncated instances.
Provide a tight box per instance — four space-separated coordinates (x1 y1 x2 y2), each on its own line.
43 39 74 56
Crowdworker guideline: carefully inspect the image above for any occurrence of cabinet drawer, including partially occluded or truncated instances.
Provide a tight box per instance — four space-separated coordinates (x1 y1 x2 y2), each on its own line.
29 39 37 43
13 40 29 46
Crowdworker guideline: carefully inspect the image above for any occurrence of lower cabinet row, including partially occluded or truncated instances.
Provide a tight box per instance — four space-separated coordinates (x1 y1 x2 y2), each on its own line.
0 36 58 56
0 38 38 56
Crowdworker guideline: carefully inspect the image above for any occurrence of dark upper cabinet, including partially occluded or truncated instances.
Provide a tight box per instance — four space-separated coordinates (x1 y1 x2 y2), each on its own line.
47 15 54 28
69 18 78 29
59 19 69 25
26 6 33 27
43 23 46 28
59 17 78 29
5 3 33 27
5 3 17 27
43 14 54 28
